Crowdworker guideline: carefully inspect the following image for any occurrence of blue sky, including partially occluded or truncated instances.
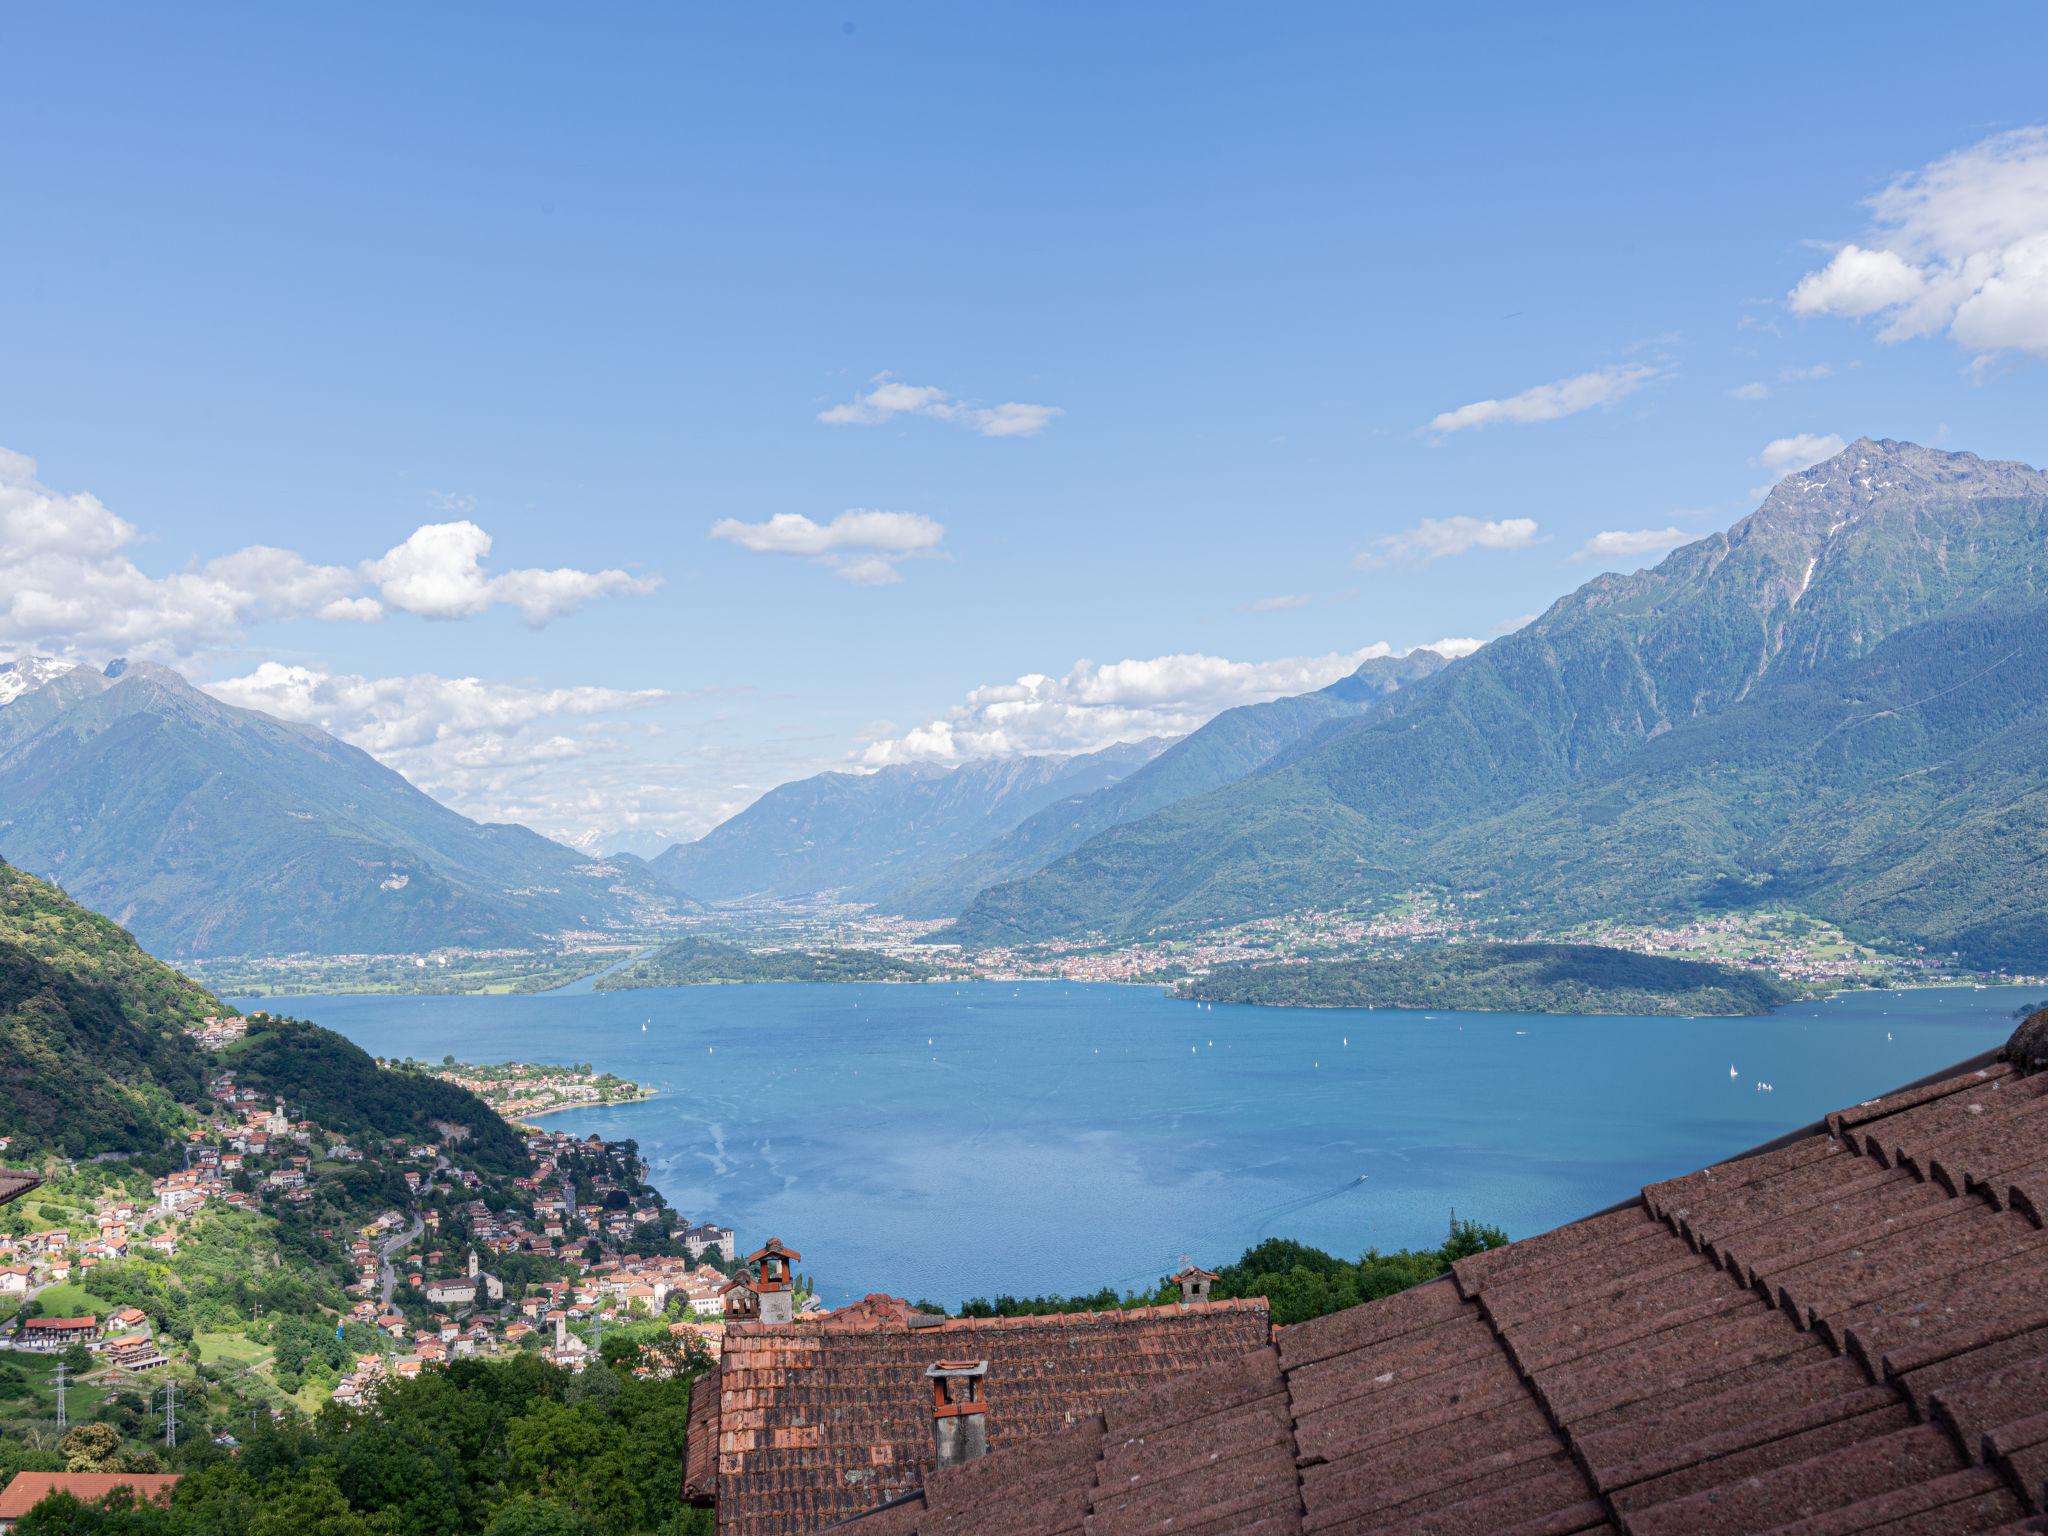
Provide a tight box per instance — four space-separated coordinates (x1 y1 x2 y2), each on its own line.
4 4 2046 850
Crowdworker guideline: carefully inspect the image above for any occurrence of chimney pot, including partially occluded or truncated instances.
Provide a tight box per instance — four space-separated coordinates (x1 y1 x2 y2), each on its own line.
1172 1264 1217 1305
927 1359 989 1468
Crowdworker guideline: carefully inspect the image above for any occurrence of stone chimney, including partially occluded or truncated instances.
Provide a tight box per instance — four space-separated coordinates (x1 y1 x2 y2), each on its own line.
749 1237 801 1326
719 1274 758 1323
1171 1263 1217 1305
926 1360 989 1468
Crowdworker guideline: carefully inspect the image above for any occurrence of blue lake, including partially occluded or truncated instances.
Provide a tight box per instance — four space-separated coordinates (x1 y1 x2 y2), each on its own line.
247 981 2034 1309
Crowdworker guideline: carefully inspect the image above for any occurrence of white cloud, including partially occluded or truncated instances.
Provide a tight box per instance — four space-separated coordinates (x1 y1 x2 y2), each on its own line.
1788 126 2048 359
1358 515 1541 568
1729 381 1771 401
1240 593 1312 613
1570 527 1693 566
818 373 1063 438
1428 364 1662 436
365 521 657 625
709 508 945 584
205 662 685 828
1747 433 1847 498
860 642 1462 765
0 450 657 657
1757 433 1847 476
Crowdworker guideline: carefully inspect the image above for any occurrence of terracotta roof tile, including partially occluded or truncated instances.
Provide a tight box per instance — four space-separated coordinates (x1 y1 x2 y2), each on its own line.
693 1300 1269 1536
819 1034 2048 1536
1624 1421 1963 1534
1752 1463 2022 1535
1930 1351 2048 1463
1859 1076 2048 1173
1829 1066 2016 1147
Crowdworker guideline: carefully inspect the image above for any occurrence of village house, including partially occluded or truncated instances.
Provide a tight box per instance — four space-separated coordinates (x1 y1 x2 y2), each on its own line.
20 1315 100 1350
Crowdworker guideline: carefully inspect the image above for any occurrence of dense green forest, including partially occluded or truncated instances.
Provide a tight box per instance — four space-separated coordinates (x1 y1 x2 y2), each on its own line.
949 1220 1509 1328
1 1354 708 1536
0 857 216 1159
595 934 937 989
1179 943 1791 1016
224 1015 528 1176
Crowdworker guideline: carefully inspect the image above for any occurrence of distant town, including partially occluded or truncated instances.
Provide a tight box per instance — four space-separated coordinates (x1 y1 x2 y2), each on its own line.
183 890 2041 1004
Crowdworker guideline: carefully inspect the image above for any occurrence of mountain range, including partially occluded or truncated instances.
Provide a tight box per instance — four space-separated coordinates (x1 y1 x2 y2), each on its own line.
646 738 1171 903
0 658 684 960
944 438 2048 969
3 437 2040 976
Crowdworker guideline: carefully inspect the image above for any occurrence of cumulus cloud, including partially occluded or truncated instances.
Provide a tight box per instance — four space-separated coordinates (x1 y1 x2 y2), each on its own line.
205 660 678 812
709 508 945 584
1428 364 1662 437
1729 381 1771 401
364 521 657 625
1789 126 2048 359
1357 515 1541 568
1570 527 1693 566
859 641 1468 765
818 374 1063 437
0 450 657 657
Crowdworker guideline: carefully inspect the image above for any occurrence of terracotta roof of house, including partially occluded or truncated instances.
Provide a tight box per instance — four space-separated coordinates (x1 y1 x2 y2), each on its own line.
0 1169 40 1208
836 1015 2048 1535
0 1472 182 1520
682 1297 1272 1536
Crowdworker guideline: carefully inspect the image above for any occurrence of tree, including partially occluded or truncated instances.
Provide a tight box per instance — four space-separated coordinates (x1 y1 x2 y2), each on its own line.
484 1497 595 1536
61 1343 92 1374
60 1423 124 1473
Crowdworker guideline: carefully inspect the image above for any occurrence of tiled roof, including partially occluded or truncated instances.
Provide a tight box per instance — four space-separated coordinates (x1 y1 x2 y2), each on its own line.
843 1022 2048 1535
0 1472 182 1519
683 1297 1272 1536
0 1169 40 1208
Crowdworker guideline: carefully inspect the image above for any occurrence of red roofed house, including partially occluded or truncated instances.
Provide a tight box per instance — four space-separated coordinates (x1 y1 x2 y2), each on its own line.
0 1473 180 1532
681 1265 1272 1536
21 1315 98 1349
829 1009 2048 1535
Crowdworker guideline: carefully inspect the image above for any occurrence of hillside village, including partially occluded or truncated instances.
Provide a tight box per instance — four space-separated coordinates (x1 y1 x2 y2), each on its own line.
0 1011 748 1454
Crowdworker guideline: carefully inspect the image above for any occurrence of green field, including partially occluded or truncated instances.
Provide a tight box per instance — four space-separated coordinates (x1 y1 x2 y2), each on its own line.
28 1280 118 1319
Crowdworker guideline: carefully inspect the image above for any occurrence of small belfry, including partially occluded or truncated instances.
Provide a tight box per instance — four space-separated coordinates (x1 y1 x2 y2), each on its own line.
1171 1262 1218 1304
749 1236 801 1326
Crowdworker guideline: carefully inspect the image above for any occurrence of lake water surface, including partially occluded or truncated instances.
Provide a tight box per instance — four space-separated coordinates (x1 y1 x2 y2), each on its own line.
249 981 2033 1309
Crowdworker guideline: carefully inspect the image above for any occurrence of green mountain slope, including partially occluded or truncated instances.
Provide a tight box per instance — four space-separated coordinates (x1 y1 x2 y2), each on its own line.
949 439 2048 967
0 855 216 1157
0 856 524 1167
648 738 1168 902
879 650 1449 917
0 659 683 959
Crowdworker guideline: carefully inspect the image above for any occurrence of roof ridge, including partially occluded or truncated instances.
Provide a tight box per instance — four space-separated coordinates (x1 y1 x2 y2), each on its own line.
725 1294 1270 1339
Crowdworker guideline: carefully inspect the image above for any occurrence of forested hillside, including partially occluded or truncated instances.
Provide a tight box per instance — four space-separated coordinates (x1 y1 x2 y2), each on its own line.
1179 943 1792 1015
0 856 216 1158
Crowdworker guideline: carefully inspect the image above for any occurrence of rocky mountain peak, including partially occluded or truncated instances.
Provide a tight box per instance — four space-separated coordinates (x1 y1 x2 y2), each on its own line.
0 655 82 706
